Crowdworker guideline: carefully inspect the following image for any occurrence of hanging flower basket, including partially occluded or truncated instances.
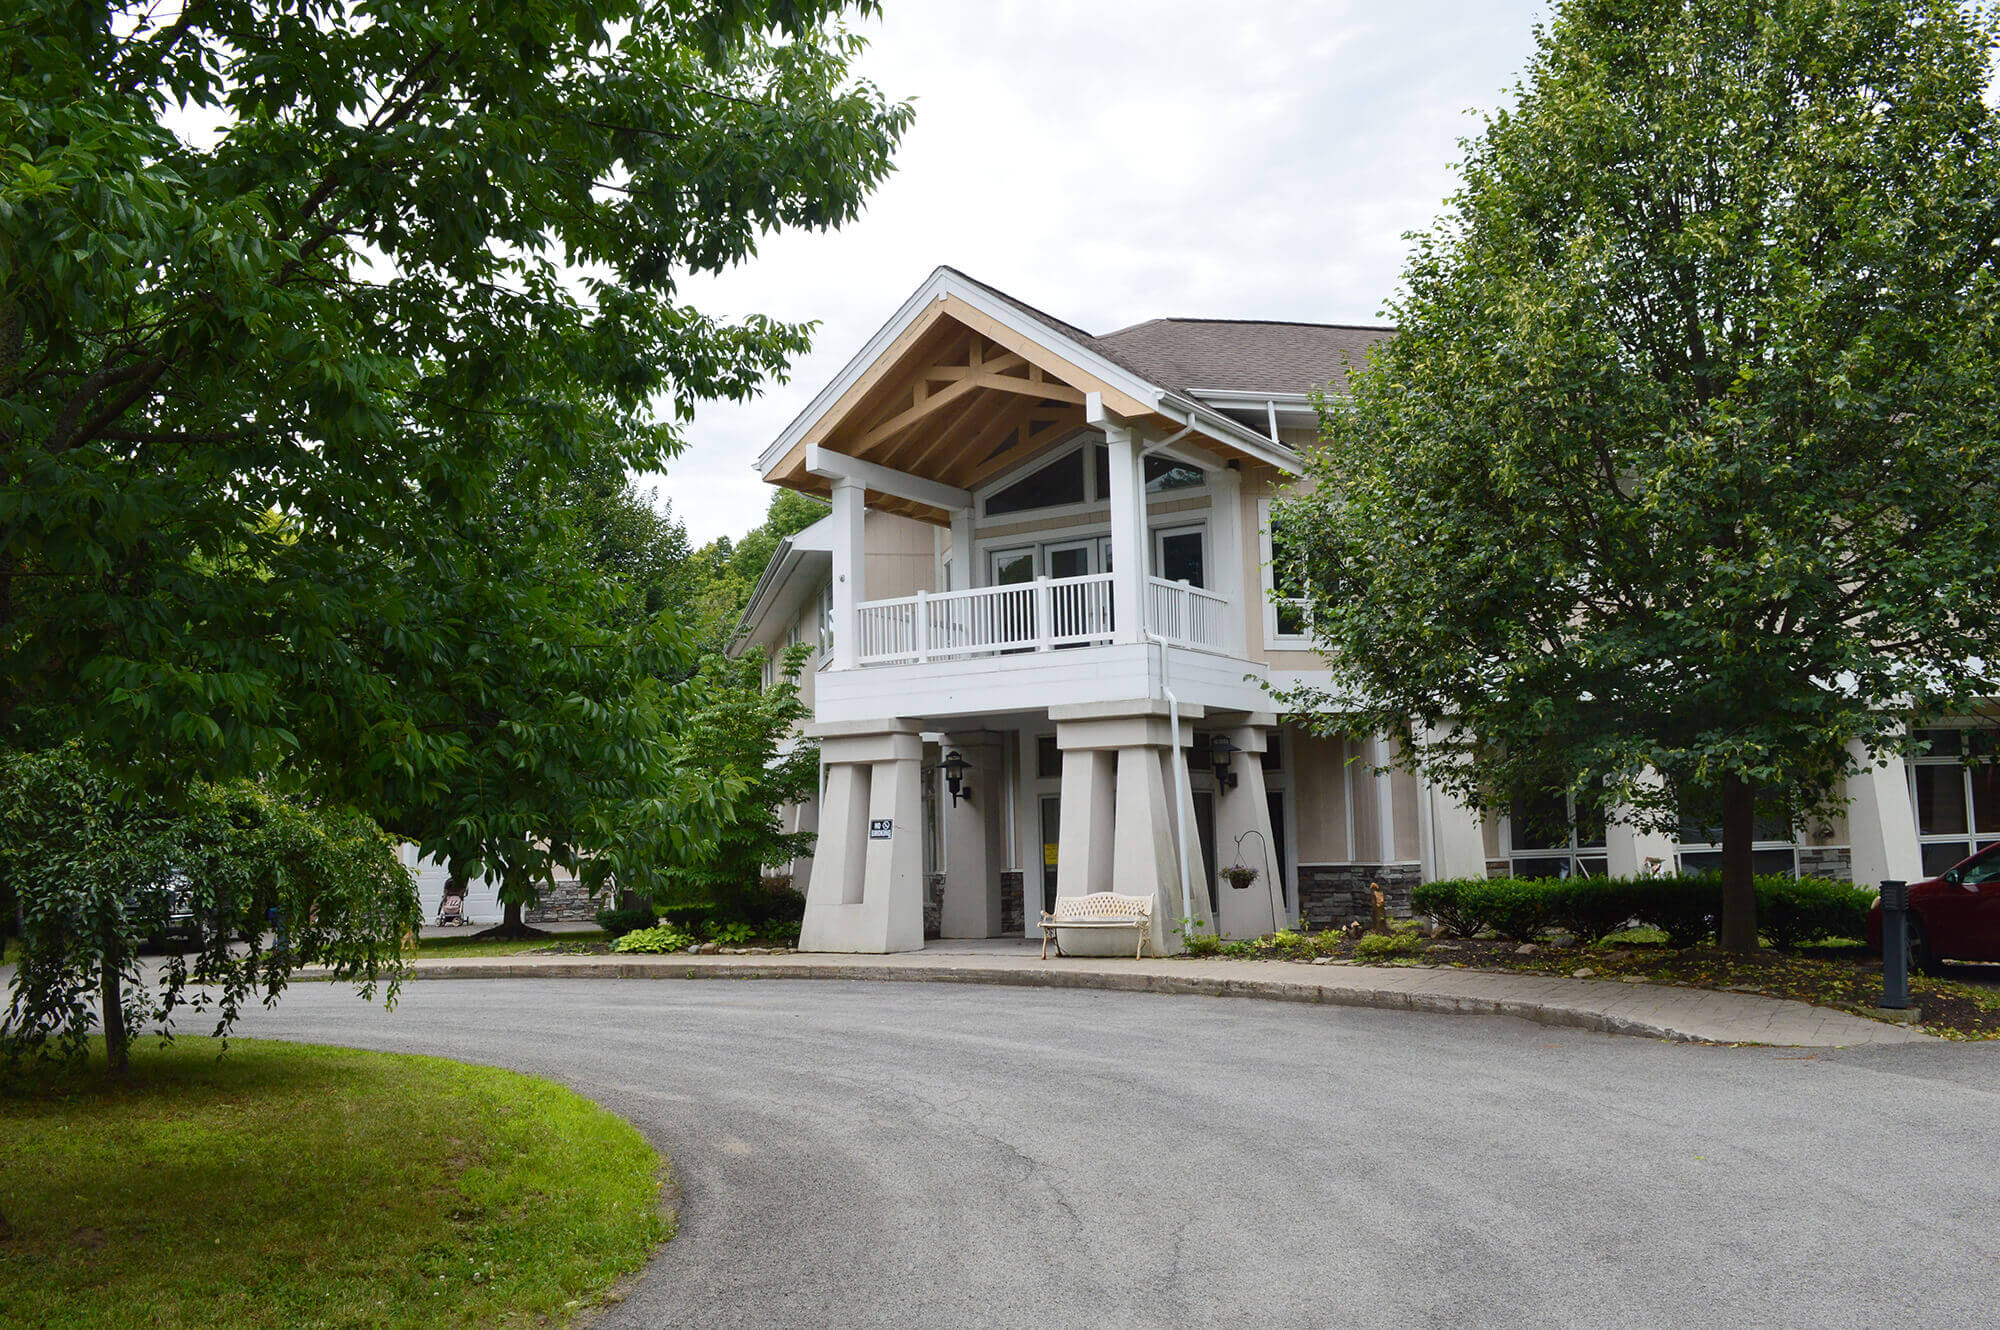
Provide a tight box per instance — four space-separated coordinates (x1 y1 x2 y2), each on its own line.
1220 865 1260 890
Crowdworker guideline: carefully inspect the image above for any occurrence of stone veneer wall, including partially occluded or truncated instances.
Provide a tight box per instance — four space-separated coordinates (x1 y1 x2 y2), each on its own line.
1296 864 1422 930
1000 871 1025 936
1797 847 1854 882
527 878 597 924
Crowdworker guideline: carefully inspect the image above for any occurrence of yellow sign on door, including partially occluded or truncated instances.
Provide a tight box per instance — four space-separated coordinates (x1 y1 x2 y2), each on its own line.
1043 842 1059 866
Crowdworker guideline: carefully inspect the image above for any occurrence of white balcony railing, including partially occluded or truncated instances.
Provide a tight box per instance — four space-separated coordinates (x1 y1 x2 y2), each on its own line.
855 573 1116 665
1146 576 1231 652
851 571 1231 666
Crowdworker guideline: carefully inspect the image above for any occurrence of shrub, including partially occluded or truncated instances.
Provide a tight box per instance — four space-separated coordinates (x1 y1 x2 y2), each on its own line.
1551 876 1644 944
1629 875 1721 947
1756 874 1873 949
656 903 714 933
594 904 658 939
612 924 695 954
1353 929 1426 961
1458 878 1560 942
1412 879 1481 938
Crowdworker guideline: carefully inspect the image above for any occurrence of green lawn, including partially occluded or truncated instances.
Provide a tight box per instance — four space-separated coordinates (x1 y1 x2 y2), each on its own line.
0 1038 670 1329
416 929 610 960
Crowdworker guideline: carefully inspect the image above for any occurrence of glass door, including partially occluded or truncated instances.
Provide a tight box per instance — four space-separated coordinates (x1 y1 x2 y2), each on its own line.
1039 795 1061 916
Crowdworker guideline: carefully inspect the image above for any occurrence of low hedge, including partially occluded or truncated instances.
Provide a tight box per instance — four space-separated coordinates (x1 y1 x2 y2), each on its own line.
1411 873 1874 949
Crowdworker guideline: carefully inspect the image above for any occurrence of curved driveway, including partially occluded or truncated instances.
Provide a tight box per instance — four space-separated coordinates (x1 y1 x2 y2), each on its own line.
237 979 1997 1330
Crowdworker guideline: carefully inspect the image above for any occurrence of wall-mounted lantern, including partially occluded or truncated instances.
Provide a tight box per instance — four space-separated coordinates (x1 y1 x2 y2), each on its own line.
1209 733 1240 791
943 749 972 807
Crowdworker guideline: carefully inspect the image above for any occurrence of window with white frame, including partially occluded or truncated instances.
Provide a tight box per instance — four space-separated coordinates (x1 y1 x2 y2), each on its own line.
1909 726 2000 876
1505 790 1608 878
1259 498 1310 643
1676 797 1799 877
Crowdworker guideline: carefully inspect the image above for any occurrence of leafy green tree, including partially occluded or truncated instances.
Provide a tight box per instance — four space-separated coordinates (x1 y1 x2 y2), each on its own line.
688 488 829 644
0 747 417 1075
558 452 697 631
1 0 909 802
1279 0 2000 951
655 648 817 917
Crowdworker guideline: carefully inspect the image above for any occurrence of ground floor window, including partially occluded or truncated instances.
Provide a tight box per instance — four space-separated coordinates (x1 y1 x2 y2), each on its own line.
1910 726 2000 876
1676 798 1798 877
1504 790 1607 879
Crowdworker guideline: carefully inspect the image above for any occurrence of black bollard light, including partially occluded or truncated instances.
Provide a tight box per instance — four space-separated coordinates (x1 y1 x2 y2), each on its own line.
1879 879 1909 1011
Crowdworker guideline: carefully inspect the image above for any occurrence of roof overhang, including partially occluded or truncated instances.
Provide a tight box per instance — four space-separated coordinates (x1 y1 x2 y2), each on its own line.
755 267 1303 524
726 517 832 658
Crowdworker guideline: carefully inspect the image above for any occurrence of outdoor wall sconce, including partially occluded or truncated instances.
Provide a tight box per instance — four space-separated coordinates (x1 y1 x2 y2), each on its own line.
942 749 972 806
1209 733 1240 791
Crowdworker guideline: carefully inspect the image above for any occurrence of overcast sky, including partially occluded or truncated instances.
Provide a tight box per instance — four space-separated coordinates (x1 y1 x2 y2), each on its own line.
650 1 1552 546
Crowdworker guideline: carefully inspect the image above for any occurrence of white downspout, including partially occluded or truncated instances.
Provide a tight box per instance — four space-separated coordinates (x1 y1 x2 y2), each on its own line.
1145 630 1195 927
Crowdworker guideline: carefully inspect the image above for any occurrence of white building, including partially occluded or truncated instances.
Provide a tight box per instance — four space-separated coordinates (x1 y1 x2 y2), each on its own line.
729 267 1978 954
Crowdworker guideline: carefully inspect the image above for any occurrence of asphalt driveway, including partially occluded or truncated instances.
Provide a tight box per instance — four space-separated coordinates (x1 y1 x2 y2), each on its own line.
234 979 1998 1330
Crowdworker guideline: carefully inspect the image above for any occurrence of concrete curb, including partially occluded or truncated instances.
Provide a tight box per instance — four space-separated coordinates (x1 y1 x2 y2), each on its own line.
372 955 1935 1047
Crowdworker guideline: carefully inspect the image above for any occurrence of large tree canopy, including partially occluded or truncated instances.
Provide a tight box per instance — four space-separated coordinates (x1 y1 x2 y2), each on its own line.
1 0 910 799
1280 0 2000 950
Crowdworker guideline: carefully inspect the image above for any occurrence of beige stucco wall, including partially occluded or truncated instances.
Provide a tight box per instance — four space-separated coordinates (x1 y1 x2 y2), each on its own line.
864 510 937 600
1290 727 1352 863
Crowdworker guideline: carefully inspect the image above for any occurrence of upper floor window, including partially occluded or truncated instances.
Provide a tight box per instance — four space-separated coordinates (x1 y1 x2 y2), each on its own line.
985 449 1086 516
1260 499 1311 643
1091 446 1203 498
981 439 1209 519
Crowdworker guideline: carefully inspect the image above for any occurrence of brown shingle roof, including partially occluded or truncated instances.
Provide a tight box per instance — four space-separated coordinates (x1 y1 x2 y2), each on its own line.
942 266 1392 398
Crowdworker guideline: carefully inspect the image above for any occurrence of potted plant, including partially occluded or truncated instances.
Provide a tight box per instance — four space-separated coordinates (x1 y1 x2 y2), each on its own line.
1220 864 1260 891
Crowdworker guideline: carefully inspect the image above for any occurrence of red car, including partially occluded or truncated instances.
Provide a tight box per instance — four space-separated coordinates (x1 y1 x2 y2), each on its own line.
1867 842 2000 972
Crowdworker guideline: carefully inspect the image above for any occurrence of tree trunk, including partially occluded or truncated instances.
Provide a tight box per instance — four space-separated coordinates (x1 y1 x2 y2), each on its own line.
472 896 548 941
1717 774 1759 954
99 935 130 1076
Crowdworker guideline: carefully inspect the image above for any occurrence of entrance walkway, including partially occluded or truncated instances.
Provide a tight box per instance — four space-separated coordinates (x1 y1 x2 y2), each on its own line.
378 947 1933 1048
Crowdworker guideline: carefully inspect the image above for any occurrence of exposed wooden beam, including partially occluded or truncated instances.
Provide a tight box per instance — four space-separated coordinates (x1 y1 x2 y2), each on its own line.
806 444 974 513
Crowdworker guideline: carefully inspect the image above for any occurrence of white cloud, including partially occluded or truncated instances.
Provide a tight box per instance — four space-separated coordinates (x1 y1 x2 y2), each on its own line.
647 1 1549 546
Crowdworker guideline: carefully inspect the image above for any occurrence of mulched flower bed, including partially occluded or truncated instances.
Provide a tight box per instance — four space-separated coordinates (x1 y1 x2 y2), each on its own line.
1218 930 2000 1040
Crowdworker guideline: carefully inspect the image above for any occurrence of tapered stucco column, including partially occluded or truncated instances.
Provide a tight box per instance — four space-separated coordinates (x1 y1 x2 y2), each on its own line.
800 719 926 953
939 732 1006 938
1053 747 1115 901
1213 720 1283 938
1605 770 1676 878
1052 700 1208 956
1412 724 1487 882
1847 737 1923 887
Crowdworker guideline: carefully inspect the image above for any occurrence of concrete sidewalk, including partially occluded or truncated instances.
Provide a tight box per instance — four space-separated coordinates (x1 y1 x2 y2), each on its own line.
383 945 1934 1047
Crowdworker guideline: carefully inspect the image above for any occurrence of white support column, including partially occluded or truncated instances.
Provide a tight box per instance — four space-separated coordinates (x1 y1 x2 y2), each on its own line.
939 732 1006 938
829 477 867 670
1054 747 1116 900
1606 769 1677 878
1213 721 1283 938
1847 737 1924 887
1414 724 1489 882
1104 421 1147 644
950 507 977 590
799 720 926 953
1052 701 1208 955
1370 733 1397 865
1206 464 1247 656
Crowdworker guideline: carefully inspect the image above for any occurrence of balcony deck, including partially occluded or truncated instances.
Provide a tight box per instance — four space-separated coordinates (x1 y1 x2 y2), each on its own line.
852 573 1232 666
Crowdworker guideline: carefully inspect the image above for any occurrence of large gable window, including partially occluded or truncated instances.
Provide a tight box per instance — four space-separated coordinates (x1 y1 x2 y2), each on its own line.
1091 446 1203 498
985 449 1086 516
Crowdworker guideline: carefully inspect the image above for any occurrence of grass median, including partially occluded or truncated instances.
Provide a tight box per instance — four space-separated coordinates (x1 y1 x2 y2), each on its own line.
0 1038 671 1329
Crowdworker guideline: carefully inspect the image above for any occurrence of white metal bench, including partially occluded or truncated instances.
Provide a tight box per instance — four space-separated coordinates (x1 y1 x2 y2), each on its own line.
1039 891 1154 959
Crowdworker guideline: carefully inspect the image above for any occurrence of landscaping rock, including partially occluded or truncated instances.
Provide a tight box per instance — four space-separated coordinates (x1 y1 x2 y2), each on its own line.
1514 943 1542 956
1572 967 1596 978
696 942 720 955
